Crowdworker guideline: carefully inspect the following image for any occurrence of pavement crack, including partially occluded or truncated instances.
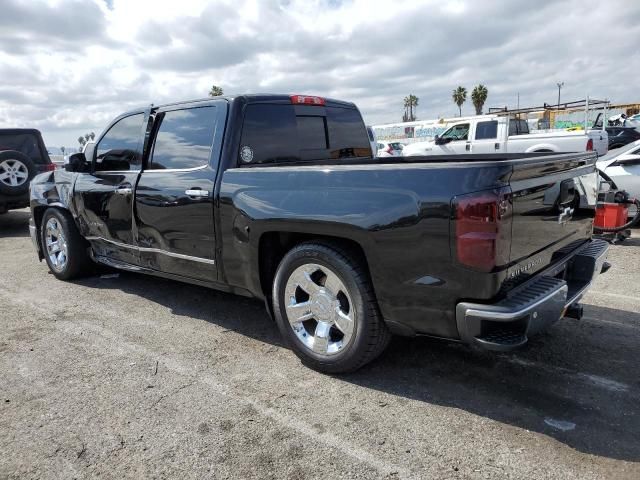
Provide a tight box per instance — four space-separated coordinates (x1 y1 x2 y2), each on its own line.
149 380 196 409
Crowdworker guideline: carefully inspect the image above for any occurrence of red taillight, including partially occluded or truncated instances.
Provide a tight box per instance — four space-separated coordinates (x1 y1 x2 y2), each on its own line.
44 163 56 172
290 95 326 106
586 138 594 151
453 188 512 272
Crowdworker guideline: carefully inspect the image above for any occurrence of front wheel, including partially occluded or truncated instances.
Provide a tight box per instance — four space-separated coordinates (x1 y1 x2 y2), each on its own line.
41 208 92 280
272 242 390 373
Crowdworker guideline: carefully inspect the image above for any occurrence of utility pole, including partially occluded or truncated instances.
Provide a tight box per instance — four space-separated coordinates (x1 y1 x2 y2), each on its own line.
556 82 564 111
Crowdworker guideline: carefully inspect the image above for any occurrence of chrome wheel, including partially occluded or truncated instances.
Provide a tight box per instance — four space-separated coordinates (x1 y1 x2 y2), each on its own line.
0 159 29 187
284 263 355 356
45 217 68 271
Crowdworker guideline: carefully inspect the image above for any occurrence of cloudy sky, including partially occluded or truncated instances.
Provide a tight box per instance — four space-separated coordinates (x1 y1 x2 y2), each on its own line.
0 0 639 149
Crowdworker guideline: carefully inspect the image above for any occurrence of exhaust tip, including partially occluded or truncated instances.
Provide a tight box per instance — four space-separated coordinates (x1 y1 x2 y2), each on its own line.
565 303 584 320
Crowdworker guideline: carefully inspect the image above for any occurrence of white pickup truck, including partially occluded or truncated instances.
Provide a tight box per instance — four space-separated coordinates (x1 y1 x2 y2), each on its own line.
403 116 608 157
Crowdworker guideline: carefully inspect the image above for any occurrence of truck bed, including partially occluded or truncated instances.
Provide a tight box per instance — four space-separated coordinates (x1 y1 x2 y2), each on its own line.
220 151 597 338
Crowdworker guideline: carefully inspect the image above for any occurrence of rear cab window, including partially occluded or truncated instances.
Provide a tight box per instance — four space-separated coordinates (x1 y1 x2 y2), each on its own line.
509 118 529 136
238 103 371 165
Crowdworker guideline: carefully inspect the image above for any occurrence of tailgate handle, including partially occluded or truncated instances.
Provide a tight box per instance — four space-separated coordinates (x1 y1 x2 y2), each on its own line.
494 143 500 150
559 179 576 205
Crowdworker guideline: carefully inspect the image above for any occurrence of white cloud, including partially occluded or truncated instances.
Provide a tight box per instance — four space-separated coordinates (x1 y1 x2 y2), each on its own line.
0 0 638 149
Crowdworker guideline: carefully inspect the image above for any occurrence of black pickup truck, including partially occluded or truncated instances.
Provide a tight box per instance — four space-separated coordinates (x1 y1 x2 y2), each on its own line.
29 94 609 373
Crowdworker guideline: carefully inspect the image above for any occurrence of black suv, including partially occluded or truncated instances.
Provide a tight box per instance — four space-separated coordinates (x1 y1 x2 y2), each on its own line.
0 129 54 214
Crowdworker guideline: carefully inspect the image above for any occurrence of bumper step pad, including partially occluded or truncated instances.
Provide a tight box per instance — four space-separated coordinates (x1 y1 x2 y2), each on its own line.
456 239 609 351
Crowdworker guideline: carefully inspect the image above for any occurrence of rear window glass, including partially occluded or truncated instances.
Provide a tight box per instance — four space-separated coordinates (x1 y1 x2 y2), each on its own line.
0 133 43 163
297 116 328 150
239 104 371 164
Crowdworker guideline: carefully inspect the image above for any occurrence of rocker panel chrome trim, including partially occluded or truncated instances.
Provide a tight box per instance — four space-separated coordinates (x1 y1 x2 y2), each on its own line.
85 236 216 265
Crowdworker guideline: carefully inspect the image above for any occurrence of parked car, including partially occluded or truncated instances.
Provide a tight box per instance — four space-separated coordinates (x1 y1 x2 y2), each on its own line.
403 116 608 156
0 129 55 214
597 139 640 215
376 141 404 157
29 94 608 373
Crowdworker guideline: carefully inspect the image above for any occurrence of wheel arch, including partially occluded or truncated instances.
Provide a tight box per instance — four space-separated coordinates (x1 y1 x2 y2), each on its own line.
258 231 372 304
32 204 76 257
526 146 556 153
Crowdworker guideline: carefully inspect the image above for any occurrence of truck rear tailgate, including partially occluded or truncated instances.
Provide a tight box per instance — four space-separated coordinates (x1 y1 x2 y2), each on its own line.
507 153 597 283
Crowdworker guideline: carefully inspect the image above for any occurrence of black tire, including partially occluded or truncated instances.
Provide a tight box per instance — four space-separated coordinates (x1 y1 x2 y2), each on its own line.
40 208 92 280
0 150 37 196
272 242 391 374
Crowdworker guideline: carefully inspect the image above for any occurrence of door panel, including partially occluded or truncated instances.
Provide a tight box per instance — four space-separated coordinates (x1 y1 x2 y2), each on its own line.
74 112 147 264
437 123 470 155
134 104 221 282
471 120 501 154
135 169 216 280
75 172 140 264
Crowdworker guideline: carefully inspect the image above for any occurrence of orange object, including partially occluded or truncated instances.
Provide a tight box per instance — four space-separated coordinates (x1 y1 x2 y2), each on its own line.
594 203 629 229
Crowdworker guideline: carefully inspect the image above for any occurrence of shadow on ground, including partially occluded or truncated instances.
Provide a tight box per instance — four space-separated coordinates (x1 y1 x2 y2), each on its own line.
0 209 30 238
75 270 639 463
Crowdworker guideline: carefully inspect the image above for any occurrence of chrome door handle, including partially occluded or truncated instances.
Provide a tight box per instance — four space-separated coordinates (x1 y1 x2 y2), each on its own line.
185 189 209 197
115 187 132 195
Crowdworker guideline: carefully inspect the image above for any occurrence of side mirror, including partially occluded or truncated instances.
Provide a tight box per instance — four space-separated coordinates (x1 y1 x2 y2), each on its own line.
434 135 443 145
65 152 88 172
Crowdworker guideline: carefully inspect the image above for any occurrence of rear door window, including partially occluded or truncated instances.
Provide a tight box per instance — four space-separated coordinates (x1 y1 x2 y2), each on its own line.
239 104 371 164
149 107 217 170
475 121 498 140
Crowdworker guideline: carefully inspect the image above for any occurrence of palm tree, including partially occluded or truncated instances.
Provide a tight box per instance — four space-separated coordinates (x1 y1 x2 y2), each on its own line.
409 94 418 121
452 86 467 117
471 84 488 115
60 146 65 155
89 132 95 141
403 94 419 122
403 96 410 122
84 133 90 143
209 85 224 97
78 136 85 147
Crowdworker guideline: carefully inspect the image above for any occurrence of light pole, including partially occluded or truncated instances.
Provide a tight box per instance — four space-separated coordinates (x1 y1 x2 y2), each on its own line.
556 82 564 111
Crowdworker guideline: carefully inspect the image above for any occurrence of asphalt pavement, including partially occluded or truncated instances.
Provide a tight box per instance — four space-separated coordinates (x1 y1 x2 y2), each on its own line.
1 208 638 479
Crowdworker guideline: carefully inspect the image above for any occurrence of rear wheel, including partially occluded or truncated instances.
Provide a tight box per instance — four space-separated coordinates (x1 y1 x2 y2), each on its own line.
272 242 390 373
41 208 92 280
